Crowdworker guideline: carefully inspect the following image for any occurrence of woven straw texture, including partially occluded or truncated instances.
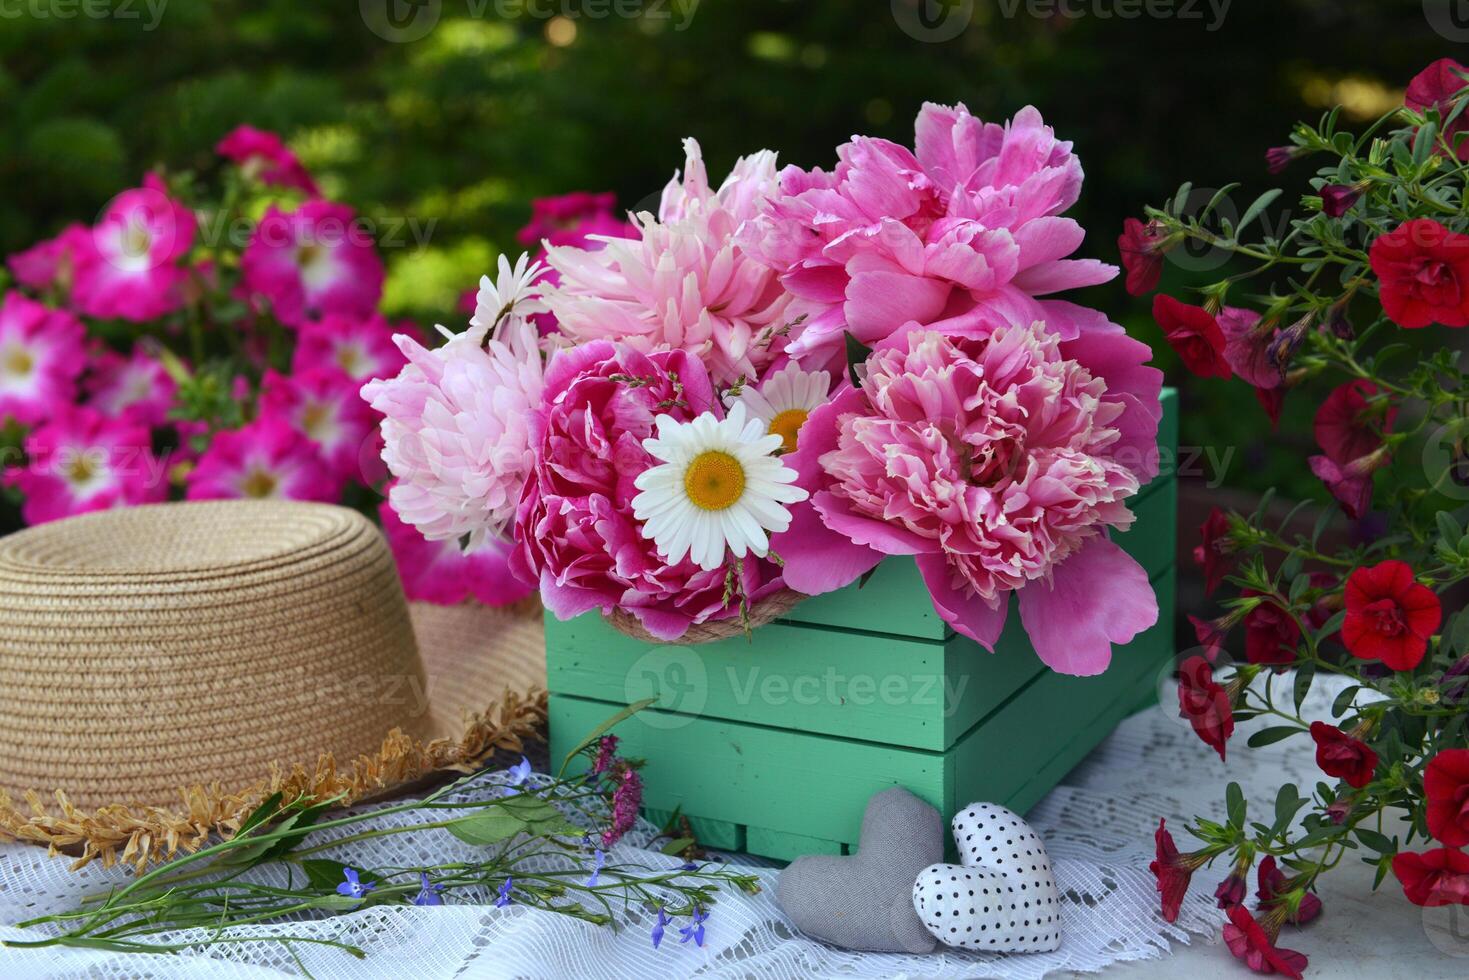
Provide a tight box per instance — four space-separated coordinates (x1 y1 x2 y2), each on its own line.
605 587 805 644
0 501 547 869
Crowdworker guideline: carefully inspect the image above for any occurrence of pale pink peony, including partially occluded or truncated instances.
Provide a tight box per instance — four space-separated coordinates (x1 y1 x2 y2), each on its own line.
361 320 546 549
740 102 1113 361
8 223 93 295
216 125 320 196
84 346 177 428
0 290 86 426
71 174 196 323
379 501 533 606
542 140 794 386
240 201 384 327
510 340 783 640
260 368 377 482
292 313 414 383
186 415 342 502
775 322 1161 675
5 405 166 525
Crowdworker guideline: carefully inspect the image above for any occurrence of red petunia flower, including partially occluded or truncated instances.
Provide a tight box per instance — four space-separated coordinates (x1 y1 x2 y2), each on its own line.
1151 819 1206 923
1314 380 1394 465
1342 560 1442 671
1406 58 1469 161
1215 871 1247 909
1192 507 1234 596
1320 184 1363 218
1177 655 1234 760
1257 855 1323 925
1119 218 1169 296
1188 614 1229 662
1153 294 1232 378
1254 385 1285 427
1425 749 1469 847
1308 722 1379 789
1392 848 1469 907
1242 593 1300 666
1222 904 1308 977
1368 218 1469 329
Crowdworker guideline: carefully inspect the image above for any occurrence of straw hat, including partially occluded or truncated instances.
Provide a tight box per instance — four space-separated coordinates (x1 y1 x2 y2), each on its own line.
0 500 546 869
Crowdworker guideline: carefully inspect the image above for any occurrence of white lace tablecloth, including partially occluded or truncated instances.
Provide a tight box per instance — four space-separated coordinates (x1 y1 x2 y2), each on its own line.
1 676 1453 978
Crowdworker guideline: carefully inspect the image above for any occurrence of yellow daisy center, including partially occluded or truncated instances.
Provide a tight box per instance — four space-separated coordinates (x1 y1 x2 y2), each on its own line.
767 408 809 454
683 450 745 511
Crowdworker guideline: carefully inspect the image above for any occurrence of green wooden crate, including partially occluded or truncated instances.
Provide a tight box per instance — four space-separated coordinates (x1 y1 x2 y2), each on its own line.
547 390 1178 862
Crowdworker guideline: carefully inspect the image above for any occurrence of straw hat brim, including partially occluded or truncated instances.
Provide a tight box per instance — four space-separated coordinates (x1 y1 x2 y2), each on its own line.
0 600 547 871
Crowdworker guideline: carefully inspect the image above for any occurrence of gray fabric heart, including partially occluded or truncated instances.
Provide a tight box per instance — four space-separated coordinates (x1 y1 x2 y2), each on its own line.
775 787 943 953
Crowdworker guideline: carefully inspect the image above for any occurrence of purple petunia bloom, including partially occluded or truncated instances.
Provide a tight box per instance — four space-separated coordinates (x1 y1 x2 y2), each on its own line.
336 867 376 901
412 872 444 906
586 848 607 888
651 906 671 949
501 756 534 797
494 878 514 908
679 905 709 947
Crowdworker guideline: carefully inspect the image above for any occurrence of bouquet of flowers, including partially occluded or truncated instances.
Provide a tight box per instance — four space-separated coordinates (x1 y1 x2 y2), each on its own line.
370 102 1164 675
1133 58 1469 978
0 127 630 608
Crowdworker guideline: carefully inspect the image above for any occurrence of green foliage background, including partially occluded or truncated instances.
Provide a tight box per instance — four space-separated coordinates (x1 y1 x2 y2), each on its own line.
0 0 1454 496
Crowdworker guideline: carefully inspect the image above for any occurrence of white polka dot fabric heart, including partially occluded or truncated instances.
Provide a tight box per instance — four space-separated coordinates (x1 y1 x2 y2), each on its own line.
911 802 1061 952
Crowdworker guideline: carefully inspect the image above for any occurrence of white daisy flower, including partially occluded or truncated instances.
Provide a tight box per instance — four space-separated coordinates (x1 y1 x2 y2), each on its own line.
730 363 831 454
468 252 549 342
632 402 809 572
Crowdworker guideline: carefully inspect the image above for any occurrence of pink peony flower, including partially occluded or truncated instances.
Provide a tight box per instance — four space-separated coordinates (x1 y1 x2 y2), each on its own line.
510 340 783 640
84 346 177 428
216 125 320 195
0 291 86 426
378 501 533 606
542 140 794 386
775 321 1161 675
362 319 546 549
240 201 384 327
739 102 1113 361
292 313 414 383
72 174 195 322
8 223 93 295
5 405 166 525
260 368 377 482
185 415 341 502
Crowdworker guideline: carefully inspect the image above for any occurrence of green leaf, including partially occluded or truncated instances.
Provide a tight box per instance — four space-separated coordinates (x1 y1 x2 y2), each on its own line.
1247 726 1302 748
301 858 354 892
445 809 525 847
1450 610 1469 658
1355 828 1395 856
1331 684 1360 719
1226 782 1247 830
1273 783 1304 835
1293 664 1315 713
843 331 872 388
1314 609 1346 644
1237 189 1282 236
1414 121 1439 165
660 837 695 856
1437 511 1463 548
235 792 285 838
1172 182 1194 217
557 698 657 778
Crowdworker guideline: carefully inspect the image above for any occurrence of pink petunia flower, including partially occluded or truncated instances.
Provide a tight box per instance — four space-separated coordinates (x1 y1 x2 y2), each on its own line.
84 346 177 428
510 340 784 641
8 223 93 296
292 313 415 384
362 317 546 549
216 125 320 195
5 405 166 525
0 290 86 426
739 102 1114 362
185 415 342 502
260 368 377 482
517 192 636 335
775 321 1161 676
542 140 794 386
378 501 533 606
240 201 384 327
72 174 196 322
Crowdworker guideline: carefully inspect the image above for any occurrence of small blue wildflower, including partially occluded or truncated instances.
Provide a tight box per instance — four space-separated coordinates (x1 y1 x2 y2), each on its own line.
412 871 444 906
679 905 709 947
335 867 376 901
650 906 671 949
494 877 514 908
585 848 607 888
679 861 700 872
501 756 534 797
